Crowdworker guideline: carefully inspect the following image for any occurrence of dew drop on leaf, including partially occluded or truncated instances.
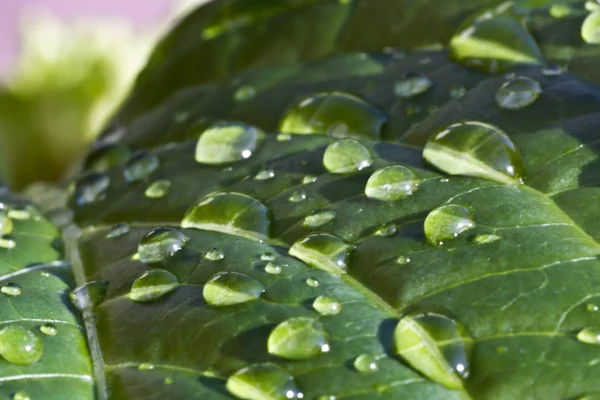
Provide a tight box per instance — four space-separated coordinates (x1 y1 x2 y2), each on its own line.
306 278 320 288
182 192 271 240
394 313 473 390
290 233 354 275
323 139 373 174
1 283 21 296
226 363 303 400
423 121 525 184
289 191 307 203
302 175 318 184
195 122 265 165
472 233 501 244
375 223 397 237
313 295 342 316
582 11 600 44
12 391 31 400
106 223 130 239
205 248 225 261
234 85 256 102
549 3 573 18
587 303 599 312
145 180 171 199
495 76 542 110
203 272 264 307
130 269 180 302
353 354 378 373
365 165 420 201
39 323 57 336
260 252 276 262
69 281 109 311
164 377 173 385
394 74 433 99
123 151 159 182
277 133 292 142
70 172 110 206
541 65 563 76
278 91 387 140
303 211 336 228
138 227 189 264
264 262 282 275
0 210 12 235
267 317 330 360
0 235 16 249
84 144 132 172
424 204 476 246
0 326 44 365
577 327 600 344
450 85 467 99
254 169 275 181
396 255 411 264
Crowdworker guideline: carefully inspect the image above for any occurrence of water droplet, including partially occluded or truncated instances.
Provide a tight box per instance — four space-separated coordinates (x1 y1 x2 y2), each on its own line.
261 252 276 262
541 65 563 76
550 3 573 18
302 175 318 184
394 313 473 390
195 122 265 165
70 172 110 206
164 377 173 385
40 323 57 336
277 133 292 142
268 317 330 360
138 227 189 264
303 211 336 228
138 363 154 370
495 76 542 110
130 269 180 302
226 363 303 400
396 255 411 264
306 278 320 287
205 248 225 261
582 11 600 44
145 180 171 199
182 192 271 240
1 283 21 296
7 207 31 221
449 3 544 72
577 327 600 344
12 391 31 400
472 233 501 244
0 326 43 365
264 262 282 275
323 139 373 174
313 295 342 316
254 169 275 181
234 85 256 102
106 223 130 239
0 235 16 249
278 91 387 140
69 281 109 311
353 354 378 373
84 144 132 172
290 233 354 275
0 210 12 235
375 223 397 237
587 303 599 312
203 272 264 307
424 204 476 246
365 165 420 201
423 121 525 184
394 74 433 99
450 86 467 99
123 151 159 182
289 191 307 203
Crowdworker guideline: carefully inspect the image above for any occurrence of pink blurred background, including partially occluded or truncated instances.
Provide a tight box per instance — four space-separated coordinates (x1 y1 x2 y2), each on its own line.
0 0 173 75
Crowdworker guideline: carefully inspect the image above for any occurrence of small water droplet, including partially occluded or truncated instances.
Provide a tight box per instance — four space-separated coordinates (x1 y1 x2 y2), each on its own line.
195 122 265 165
268 317 330 360
130 269 180 302
550 3 573 18
290 233 354 275
365 165 420 201
577 327 600 344
0 210 12 235
396 255 411 264
450 85 467 99
234 85 256 102
303 211 336 228
423 121 525 184
12 391 31 400
84 143 132 172
205 248 225 261
587 303 599 312
394 74 433 99
302 175 318 184
264 262 282 275
203 272 264 307
394 313 472 390
138 363 154 370
472 233 501 244
541 65 563 76
582 11 600 44
323 139 372 174
313 295 342 316
495 76 542 110
106 223 130 239
0 326 44 365
145 180 171 199
289 191 307 203
375 223 397 237
261 252 276 262
277 133 292 142
353 354 378 373
0 235 16 249
254 169 275 181
306 278 320 287
70 172 110 206
1 283 21 296
138 227 189 264
39 323 57 336
226 363 303 400
123 151 159 182
182 192 271 240
424 204 476 246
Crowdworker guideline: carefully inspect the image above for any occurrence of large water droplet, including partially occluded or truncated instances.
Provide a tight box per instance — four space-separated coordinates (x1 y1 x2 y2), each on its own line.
353 354 378 373
577 327 600 344
40 323 57 336
423 121 525 184
290 233 354 275
313 295 342 316
495 76 542 110
123 151 159 182
70 172 110 206
365 165 420 201
0 210 12 235
424 204 475 246
268 317 330 360
582 11 600 44
226 363 303 400
303 211 336 228
138 227 189 264
84 144 132 172
394 313 473 390
106 223 130 239
0 326 44 365
195 122 265 165
278 91 387 140
130 269 180 302
182 192 271 241
449 2 544 72
394 74 433 99
323 139 373 174
1 283 21 296
145 180 171 199
203 272 264 307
